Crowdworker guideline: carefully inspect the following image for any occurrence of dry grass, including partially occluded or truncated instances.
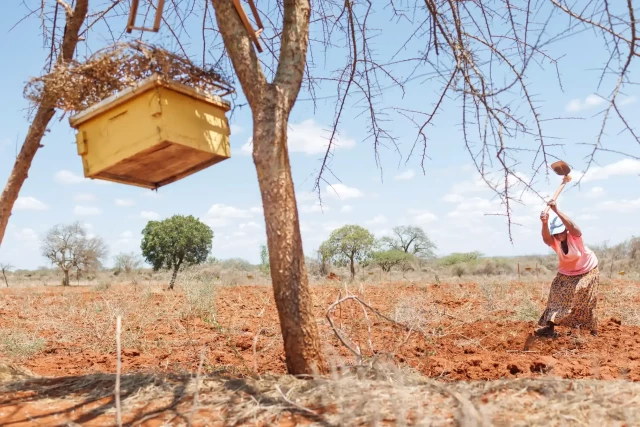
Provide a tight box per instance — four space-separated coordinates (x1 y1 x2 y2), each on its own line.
0 330 45 361
24 41 234 115
2 364 640 426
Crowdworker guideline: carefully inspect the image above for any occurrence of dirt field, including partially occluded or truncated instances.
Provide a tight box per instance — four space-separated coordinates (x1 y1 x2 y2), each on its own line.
1 277 640 425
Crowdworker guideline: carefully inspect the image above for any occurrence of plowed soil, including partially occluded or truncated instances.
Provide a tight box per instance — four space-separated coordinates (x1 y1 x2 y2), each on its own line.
1 280 639 382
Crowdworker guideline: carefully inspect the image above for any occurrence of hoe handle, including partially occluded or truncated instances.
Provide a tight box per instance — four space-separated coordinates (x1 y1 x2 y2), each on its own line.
543 176 570 215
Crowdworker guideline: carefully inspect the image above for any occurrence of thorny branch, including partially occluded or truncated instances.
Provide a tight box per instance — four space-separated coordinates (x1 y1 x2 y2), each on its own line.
15 0 640 240
326 292 419 365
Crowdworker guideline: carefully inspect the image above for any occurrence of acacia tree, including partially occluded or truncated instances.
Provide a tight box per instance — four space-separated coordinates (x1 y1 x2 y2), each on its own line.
0 0 88 245
114 252 143 275
41 221 108 286
0 263 12 287
379 226 437 259
316 241 334 276
325 225 375 279
140 215 213 290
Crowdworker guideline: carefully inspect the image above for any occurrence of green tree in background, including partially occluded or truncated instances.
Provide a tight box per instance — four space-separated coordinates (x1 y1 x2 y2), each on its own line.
325 225 375 279
371 249 414 273
140 215 213 290
259 244 270 274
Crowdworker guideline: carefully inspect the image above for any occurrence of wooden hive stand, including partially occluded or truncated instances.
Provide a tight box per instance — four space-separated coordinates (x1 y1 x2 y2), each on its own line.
68 74 232 189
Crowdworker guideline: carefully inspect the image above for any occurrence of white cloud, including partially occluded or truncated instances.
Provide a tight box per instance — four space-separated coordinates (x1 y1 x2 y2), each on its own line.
576 214 598 221
365 215 387 226
325 183 364 200
73 205 102 216
300 202 328 213
451 178 490 195
55 170 85 184
14 196 49 211
140 211 161 220
14 228 39 248
394 169 415 181
120 231 134 240
341 205 353 213
54 170 111 186
322 220 348 232
249 206 263 215
142 191 161 199
443 194 464 203
297 191 317 202
205 204 254 227
74 193 97 202
241 119 356 155
230 124 243 135
115 198 135 207
565 94 605 112
408 209 438 224
619 95 637 106
594 198 640 214
584 186 605 199
239 221 261 230
580 159 640 182
446 197 502 219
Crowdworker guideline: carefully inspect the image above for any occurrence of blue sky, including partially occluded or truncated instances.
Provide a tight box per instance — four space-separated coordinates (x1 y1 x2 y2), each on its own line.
1 2 639 269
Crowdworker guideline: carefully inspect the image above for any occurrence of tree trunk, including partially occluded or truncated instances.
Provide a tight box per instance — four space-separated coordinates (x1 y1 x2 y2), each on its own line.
349 254 356 279
0 0 88 246
211 0 324 375
1 270 8 288
169 267 179 290
253 91 326 375
62 269 70 287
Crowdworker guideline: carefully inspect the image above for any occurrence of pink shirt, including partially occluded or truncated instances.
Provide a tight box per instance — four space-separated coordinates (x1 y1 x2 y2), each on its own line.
548 233 598 276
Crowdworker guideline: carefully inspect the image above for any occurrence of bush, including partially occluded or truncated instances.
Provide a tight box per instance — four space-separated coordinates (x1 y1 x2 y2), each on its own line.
371 249 414 272
0 331 45 360
440 251 483 266
453 266 465 277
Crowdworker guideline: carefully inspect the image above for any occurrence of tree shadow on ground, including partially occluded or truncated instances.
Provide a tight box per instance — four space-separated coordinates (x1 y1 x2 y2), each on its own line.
0 372 336 426
0 372 189 425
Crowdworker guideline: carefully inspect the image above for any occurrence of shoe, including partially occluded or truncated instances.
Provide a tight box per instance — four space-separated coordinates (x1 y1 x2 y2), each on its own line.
534 325 557 338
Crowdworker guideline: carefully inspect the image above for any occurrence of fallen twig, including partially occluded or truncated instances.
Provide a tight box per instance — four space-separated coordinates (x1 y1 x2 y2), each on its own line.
115 315 122 427
275 384 318 416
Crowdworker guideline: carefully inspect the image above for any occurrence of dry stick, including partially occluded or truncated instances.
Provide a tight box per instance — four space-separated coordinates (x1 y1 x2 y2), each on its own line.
326 297 362 363
252 327 265 373
115 315 123 427
189 344 206 426
275 384 318 416
326 294 421 364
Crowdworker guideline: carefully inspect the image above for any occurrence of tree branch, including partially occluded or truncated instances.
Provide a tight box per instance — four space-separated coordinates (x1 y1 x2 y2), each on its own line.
273 0 311 112
210 0 267 108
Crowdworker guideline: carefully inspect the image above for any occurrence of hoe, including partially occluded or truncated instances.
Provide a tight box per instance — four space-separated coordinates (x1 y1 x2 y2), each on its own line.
543 160 572 214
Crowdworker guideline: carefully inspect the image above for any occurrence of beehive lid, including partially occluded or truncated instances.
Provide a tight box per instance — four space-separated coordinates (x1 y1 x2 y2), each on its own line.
68 74 231 128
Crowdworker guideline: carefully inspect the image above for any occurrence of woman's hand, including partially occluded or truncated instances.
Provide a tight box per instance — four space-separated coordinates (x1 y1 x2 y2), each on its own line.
547 200 558 212
540 210 549 223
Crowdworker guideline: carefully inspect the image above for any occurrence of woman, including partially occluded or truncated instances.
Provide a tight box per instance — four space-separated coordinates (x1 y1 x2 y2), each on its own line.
536 199 599 337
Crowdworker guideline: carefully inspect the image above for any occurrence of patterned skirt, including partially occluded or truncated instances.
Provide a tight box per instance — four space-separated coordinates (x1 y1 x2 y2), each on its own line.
538 266 600 332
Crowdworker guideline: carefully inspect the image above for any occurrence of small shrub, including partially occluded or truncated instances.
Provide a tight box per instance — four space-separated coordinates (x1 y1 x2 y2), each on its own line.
440 251 483 266
453 266 465 277
0 331 46 360
180 271 218 323
513 298 540 322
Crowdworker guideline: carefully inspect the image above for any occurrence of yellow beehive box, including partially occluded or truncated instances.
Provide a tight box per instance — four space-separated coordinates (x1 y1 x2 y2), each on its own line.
68 74 231 189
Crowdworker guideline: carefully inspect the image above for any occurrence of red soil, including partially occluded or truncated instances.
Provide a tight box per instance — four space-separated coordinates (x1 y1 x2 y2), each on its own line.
1 282 639 382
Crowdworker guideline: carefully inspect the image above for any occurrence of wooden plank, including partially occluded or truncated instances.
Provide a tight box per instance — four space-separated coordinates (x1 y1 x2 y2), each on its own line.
231 0 263 52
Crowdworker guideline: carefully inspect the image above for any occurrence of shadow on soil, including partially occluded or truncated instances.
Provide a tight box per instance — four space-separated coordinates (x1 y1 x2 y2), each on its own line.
0 372 335 426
